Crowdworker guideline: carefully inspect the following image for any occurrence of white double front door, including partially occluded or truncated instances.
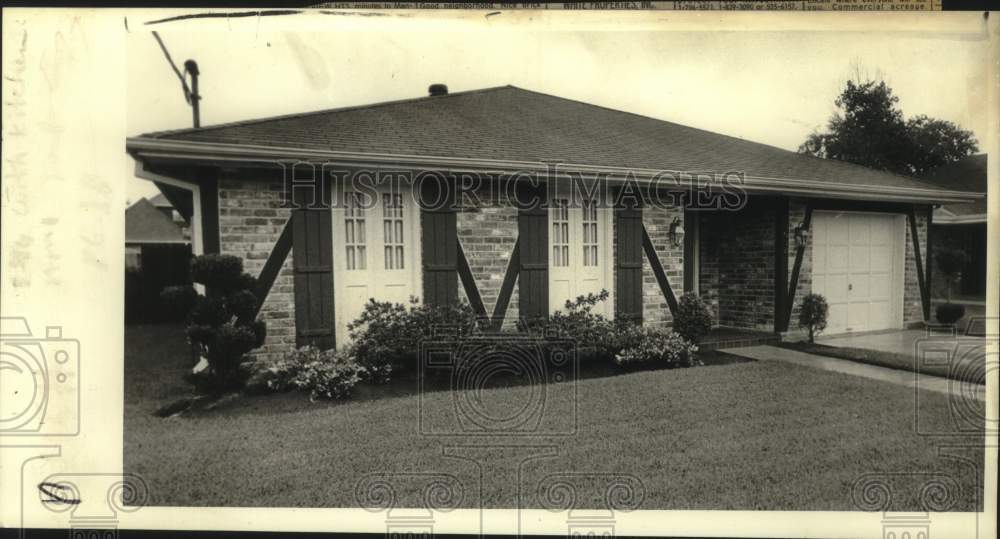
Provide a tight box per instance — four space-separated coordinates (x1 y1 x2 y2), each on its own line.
331 183 421 345
548 187 614 318
810 211 905 335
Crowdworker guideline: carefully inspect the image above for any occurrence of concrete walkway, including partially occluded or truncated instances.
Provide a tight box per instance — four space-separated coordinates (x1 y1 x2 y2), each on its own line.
720 345 985 402
817 329 986 359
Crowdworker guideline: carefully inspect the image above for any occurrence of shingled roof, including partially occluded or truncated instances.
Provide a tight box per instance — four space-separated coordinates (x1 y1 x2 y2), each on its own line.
133 85 974 201
125 198 188 244
919 153 987 219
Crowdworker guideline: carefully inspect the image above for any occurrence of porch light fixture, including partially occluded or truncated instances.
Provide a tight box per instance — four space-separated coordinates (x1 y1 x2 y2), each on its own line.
794 221 811 248
669 217 685 247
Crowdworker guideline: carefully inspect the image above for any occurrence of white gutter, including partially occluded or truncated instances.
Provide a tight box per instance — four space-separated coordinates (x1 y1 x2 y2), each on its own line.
133 159 204 257
126 137 985 205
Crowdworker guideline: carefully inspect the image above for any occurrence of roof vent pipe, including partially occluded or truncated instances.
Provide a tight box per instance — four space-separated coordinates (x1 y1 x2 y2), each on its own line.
428 84 448 96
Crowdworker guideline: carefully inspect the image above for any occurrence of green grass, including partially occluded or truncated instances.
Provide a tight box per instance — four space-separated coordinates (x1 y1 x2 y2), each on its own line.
779 341 986 384
125 324 983 510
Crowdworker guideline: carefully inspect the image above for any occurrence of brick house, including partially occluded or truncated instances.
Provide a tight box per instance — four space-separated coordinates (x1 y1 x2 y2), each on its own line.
126 85 982 361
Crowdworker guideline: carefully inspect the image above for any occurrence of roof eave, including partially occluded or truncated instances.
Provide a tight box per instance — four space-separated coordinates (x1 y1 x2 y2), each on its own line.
126 137 985 205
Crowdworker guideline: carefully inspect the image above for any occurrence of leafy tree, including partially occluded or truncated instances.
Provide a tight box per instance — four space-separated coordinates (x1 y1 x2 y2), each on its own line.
800 79 978 176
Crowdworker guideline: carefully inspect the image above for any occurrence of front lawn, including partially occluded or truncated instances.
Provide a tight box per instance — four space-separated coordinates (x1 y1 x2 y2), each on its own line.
125 324 984 510
779 341 986 384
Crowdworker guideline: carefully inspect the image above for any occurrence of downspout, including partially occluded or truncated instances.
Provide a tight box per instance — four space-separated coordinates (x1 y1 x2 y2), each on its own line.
132 159 204 258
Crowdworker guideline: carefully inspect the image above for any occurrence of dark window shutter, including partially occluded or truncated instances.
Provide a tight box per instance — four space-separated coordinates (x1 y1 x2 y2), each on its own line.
421 177 458 306
615 198 643 324
517 181 548 321
291 180 335 349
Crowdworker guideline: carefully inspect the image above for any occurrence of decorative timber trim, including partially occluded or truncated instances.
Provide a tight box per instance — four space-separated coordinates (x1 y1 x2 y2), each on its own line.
641 225 678 317
783 203 813 332
252 218 293 319
490 238 521 331
456 239 488 319
908 207 931 321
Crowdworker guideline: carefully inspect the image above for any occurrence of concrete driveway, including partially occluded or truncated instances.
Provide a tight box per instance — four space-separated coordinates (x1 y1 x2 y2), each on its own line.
818 329 988 360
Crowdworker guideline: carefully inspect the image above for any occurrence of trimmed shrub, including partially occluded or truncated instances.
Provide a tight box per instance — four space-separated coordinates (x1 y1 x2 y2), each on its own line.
614 328 699 369
348 297 479 383
798 293 829 343
540 290 616 358
173 254 267 394
935 303 966 325
160 285 198 321
673 293 713 344
255 346 361 401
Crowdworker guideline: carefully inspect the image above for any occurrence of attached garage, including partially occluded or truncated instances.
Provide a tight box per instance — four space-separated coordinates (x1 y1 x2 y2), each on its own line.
810 211 905 335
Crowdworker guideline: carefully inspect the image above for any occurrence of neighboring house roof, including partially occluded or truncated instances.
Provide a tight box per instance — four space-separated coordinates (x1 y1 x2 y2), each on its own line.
125 197 188 244
127 85 980 204
919 154 987 224
148 192 172 208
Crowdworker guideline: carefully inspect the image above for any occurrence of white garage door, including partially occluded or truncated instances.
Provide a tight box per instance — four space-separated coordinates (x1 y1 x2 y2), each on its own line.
811 211 904 335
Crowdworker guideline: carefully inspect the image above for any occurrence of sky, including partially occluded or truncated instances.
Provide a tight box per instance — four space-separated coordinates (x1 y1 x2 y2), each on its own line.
126 14 990 204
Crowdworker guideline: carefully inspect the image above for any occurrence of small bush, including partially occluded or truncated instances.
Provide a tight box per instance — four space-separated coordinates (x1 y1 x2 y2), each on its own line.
614 328 699 369
255 345 361 401
348 297 479 383
935 303 966 325
540 290 616 358
673 293 713 344
798 293 829 343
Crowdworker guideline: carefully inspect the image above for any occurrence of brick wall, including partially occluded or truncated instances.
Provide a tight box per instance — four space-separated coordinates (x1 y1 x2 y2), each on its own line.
903 207 930 325
698 198 776 330
456 187 520 330
641 204 684 329
217 168 295 364
786 199 812 329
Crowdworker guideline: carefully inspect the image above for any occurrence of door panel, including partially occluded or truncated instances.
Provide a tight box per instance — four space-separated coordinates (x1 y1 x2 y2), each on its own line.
548 189 613 317
333 183 421 345
811 211 903 335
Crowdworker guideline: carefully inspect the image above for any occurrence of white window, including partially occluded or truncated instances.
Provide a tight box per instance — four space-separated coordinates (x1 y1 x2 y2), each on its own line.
382 193 405 270
552 198 570 267
582 199 598 267
344 192 367 270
